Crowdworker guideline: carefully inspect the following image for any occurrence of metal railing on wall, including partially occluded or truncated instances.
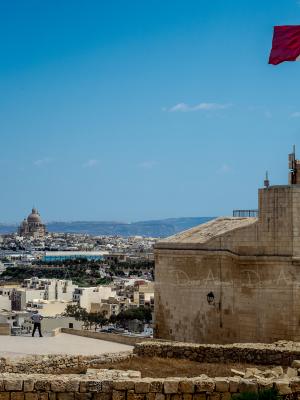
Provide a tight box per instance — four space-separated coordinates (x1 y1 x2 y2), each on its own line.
232 209 259 217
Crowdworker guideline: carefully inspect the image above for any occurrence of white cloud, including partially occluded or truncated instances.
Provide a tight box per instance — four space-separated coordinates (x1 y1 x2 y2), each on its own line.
83 159 99 168
217 164 232 174
290 111 300 118
33 157 52 167
264 111 272 119
138 160 158 169
165 102 231 112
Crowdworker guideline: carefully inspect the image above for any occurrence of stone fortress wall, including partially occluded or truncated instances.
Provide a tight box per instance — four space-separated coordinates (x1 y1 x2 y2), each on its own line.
3 341 300 399
0 373 297 400
1 367 300 400
154 158 300 344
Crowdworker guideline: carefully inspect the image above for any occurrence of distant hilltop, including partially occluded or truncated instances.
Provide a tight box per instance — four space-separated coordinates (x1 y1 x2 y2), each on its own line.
0 217 214 237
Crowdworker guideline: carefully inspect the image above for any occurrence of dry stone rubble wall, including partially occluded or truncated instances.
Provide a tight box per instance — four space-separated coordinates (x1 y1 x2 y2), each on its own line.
0 352 133 374
134 341 300 366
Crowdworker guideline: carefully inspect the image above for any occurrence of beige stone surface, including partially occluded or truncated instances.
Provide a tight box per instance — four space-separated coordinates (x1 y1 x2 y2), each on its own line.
0 334 132 358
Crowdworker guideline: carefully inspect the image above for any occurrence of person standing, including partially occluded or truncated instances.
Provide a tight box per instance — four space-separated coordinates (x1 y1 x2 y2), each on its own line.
31 310 43 337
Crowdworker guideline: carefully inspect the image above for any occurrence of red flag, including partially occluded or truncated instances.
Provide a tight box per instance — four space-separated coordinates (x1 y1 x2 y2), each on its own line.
269 25 300 65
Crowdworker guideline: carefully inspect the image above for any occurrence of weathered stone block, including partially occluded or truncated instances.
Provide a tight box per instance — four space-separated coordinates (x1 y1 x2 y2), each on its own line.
112 391 125 400
5 380 23 391
51 382 67 393
24 380 35 392
164 381 179 394
66 382 80 393
135 381 151 394
146 394 156 400
274 380 292 395
149 381 163 393
272 367 283 377
215 378 229 393
25 393 38 400
36 394 48 400
290 378 300 392
57 394 75 400
195 379 215 393
35 381 51 392
87 382 103 393
113 381 135 391
182 395 192 400
208 394 220 400
100 382 113 394
93 394 111 400
287 367 297 378
154 394 165 400
292 360 300 369
220 392 231 400
127 392 145 400
193 394 206 400
11 393 24 400
228 378 240 393
179 381 194 394
79 382 87 393
48 393 56 400
0 394 10 400
75 394 92 400
256 378 273 391
238 379 257 393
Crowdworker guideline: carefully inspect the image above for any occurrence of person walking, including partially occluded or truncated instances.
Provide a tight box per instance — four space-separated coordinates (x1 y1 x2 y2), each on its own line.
31 310 43 337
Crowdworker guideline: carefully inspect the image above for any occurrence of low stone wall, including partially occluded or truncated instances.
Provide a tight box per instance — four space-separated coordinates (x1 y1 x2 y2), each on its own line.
0 372 299 399
0 352 133 374
51 328 62 337
0 324 10 336
61 328 153 347
134 341 300 366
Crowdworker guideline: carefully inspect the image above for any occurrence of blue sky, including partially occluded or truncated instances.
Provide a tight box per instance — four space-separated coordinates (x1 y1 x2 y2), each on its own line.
1 0 300 223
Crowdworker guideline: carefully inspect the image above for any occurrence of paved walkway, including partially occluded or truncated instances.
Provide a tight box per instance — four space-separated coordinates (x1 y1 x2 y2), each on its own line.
0 333 133 358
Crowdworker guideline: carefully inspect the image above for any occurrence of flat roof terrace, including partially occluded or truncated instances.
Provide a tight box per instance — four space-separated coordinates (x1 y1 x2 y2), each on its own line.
0 333 133 358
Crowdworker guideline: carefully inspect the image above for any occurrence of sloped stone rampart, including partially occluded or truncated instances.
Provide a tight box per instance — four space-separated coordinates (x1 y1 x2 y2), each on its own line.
134 341 300 366
61 328 153 346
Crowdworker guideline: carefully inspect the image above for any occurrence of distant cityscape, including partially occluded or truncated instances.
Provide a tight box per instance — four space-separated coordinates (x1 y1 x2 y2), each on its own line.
0 207 203 337
0 216 214 237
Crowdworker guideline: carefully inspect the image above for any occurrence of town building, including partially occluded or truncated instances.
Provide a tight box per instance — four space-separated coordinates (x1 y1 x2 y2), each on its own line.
0 292 11 312
26 299 71 317
133 282 154 311
73 286 117 312
11 288 45 311
43 251 107 262
155 149 300 344
18 208 46 239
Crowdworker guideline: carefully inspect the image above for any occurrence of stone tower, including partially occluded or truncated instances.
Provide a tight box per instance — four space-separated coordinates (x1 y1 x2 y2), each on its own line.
154 149 300 344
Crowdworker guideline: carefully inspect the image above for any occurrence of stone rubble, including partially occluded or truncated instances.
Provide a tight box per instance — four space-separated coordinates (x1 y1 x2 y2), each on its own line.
0 352 133 374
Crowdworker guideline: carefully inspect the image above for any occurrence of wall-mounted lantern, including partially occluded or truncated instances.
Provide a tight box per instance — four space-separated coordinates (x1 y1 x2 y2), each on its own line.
207 291 215 305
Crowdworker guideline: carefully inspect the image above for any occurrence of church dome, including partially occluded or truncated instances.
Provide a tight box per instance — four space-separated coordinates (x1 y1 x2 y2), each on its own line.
21 219 28 226
27 208 42 224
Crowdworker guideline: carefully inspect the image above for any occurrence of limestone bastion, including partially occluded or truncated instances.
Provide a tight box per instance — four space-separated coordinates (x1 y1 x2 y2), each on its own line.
154 149 300 344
